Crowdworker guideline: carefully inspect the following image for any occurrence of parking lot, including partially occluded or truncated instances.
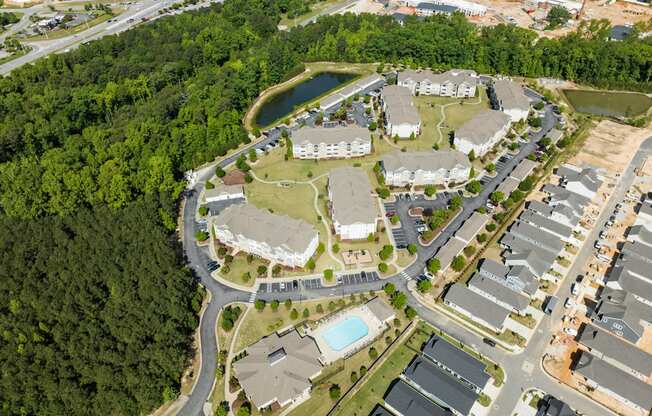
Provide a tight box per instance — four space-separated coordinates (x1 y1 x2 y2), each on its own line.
495 154 513 172
258 278 323 294
338 271 380 286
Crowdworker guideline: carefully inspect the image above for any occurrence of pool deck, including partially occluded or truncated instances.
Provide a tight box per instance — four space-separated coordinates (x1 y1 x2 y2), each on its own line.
310 305 386 364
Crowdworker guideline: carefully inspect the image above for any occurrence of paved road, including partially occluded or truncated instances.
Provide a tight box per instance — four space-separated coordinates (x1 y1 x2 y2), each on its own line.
0 0 217 75
178 91 566 414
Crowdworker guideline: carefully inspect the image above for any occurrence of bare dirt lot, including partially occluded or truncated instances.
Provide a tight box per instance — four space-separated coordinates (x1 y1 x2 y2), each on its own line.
568 120 652 176
582 0 651 27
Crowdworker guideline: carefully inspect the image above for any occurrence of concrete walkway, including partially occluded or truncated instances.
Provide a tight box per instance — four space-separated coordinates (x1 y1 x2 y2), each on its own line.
224 306 251 413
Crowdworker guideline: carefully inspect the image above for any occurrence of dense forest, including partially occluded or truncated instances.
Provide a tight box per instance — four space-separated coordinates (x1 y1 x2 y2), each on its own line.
0 0 650 414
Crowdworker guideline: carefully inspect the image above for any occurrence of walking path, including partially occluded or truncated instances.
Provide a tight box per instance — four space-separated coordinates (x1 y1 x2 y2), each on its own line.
224 306 251 409
249 171 344 271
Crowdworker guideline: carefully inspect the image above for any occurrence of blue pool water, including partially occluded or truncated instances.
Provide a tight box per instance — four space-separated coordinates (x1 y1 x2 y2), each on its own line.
322 316 369 351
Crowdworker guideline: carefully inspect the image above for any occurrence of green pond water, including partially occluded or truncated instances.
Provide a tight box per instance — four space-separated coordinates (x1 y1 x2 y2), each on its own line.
563 89 652 118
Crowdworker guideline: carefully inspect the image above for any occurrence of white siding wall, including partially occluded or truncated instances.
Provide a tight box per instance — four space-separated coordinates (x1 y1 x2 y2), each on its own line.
214 228 318 268
335 221 377 240
293 140 371 160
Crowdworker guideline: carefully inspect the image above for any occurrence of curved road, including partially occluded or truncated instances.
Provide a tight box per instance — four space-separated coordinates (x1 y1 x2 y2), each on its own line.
179 95 648 416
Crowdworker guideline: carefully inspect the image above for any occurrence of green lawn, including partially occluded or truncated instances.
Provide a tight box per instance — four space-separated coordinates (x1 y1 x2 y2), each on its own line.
291 320 409 416
234 295 350 352
413 87 491 149
330 327 426 416
251 146 378 183
218 252 268 287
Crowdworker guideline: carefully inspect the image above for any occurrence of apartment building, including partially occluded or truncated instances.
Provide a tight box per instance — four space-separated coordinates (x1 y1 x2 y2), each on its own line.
397 69 478 98
453 109 512 157
328 167 379 240
292 126 372 160
382 150 471 187
380 85 421 138
212 204 319 268
489 79 530 122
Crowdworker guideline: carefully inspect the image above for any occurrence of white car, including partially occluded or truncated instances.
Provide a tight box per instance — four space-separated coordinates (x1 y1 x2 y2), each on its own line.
564 297 575 309
563 327 578 336
571 283 580 296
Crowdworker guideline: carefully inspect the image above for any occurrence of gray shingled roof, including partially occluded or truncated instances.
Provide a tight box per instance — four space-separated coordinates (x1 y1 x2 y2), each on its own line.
506 265 539 296
577 323 652 377
422 334 490 389
369 405 395 416
234 331 322 408
384 379 452 416
455 212 490 243
496 176 520 196
564 168 602 193
526 200 553 216
573 351 652 412
510 159 538 181
621 241 652 264
508 220 565 254
292 126 371 146
381 85 421 125
468 273 530 312
637 202 652 218
213 204 318 253
628 225 652 247
479 258 509 279
404 356 478 415
416 2 459 13
607 265 652 302
383 150 471 173
502 240 555 276
519 209 573 238
435 237 467 272
366 297 395 323
329 167 377 227
205 184 244 200
444 283 511 329
455 109 511 145
594 291 652 339
491 79 530 111
398 69 477 86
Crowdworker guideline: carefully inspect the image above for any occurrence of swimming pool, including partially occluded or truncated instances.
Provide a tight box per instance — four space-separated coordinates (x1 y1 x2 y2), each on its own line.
321 316 369 351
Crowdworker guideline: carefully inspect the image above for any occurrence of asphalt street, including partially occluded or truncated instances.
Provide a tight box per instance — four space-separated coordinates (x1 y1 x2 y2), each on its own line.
177 92 576 415
0 0 216 75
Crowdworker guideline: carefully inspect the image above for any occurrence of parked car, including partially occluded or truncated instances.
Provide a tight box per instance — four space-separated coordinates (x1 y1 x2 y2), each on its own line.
571 283 579 296
594 241 602 249
385 211 396 218
599 230 607 239
563 327 578 336
482 338 496 347
564 297 575 309
279 282 286 290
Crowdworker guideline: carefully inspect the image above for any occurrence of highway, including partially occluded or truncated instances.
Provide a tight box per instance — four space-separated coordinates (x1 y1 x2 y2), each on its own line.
0 0 215 75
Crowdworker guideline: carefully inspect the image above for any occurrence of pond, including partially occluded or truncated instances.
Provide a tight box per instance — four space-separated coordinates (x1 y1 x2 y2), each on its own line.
562 89 652 118
254 72 357 127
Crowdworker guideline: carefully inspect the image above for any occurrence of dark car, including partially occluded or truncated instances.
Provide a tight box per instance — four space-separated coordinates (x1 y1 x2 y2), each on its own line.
482 338 496 347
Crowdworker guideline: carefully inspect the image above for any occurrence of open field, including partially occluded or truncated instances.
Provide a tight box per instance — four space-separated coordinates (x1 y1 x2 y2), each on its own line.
233 296 362 353
568 120 652 176
413 87 491 148
251 146 378 183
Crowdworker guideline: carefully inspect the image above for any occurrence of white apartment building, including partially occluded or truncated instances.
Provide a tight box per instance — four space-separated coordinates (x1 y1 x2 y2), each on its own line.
292 126 372 160
212 204 319 268
403 0 487 15
380 85 421 138
382 150 471 187
204 184 245 203
398 69 478 98
489 79 530 122
453 109 511 157
328 167 379 240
